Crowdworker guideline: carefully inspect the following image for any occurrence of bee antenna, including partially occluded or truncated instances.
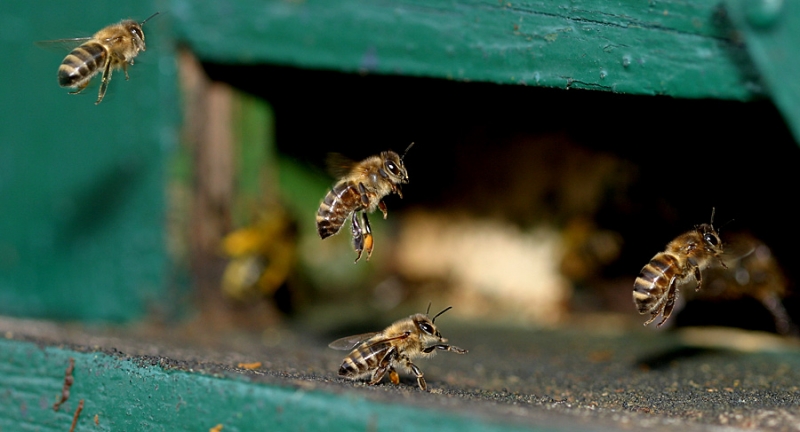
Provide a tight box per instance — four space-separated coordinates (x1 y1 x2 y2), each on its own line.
401 142 415 161
709 207 716 226
141 12 160 26
718 218 735 233
431 306 453 324
425 302 432 316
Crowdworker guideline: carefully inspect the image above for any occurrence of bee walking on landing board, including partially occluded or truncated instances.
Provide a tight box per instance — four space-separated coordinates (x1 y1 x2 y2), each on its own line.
633 208 729 327
47 12 158 104
316 143 413 262
329 305 467 391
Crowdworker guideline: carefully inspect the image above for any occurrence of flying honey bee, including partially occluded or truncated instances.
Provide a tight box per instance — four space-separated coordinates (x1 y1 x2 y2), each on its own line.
633 209 729 327
329 305 467 391
316 143 413 262
51 13 158 104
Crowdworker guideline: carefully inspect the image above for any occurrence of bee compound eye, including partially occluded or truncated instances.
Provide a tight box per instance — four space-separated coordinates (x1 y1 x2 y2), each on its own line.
386 161 400 176
419 322 434 335
704 234 718 246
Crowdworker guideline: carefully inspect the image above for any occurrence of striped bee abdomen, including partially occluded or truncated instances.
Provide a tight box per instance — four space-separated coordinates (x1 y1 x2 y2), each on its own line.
633 252 681 313
316 181 362 239
58 42 107 87
338 342 392 377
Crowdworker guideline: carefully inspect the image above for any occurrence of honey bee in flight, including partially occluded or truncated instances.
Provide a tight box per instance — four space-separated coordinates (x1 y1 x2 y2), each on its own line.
329 305 467 391
633 209 728 327
53 13 158 104
316 143 413 262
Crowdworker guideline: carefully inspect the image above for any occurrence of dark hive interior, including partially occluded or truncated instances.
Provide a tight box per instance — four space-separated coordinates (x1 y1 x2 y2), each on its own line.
200 62 800 333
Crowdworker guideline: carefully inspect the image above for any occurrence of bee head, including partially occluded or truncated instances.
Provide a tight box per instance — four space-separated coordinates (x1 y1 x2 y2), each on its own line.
127 12 158 52
413 315 441 339
122 21 146 51
414 304 454 343
696 207 725 253
697 223 723 253
380 151 409 184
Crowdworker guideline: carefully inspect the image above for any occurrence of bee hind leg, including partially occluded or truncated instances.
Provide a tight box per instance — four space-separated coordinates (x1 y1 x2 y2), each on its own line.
656 278 680 327
368 363 389 386
351 212 365 263
369 349 397 386
362 212 374 261
95 56 113 105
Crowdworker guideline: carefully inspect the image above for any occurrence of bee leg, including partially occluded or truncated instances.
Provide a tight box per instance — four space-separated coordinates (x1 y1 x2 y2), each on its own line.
642 274 676 326
369 349 396 386
656 283 678 327
362 212 374 261
369 364 389 386
392 184 404 199
643 311 659 326
378 201 388 219
68 80 91 95
96 56 113 105
693 265 703 292
422 344 468 354
351 212 365 263
123 63 130 80
396 354 426 391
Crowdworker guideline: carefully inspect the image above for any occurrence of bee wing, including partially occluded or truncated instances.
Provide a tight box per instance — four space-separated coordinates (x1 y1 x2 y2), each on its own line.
325 153 358 178
328 332 379 351
720 233 757 267
35 37 92 53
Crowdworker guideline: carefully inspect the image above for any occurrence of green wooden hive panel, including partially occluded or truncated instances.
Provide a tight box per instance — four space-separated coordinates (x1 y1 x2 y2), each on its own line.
0 2 178 321
170 0 762 100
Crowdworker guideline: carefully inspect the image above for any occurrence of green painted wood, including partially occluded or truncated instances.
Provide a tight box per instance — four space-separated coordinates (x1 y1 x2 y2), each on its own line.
723 0 800 143
169 0 762 100
0 3 179 321
0 338 548 432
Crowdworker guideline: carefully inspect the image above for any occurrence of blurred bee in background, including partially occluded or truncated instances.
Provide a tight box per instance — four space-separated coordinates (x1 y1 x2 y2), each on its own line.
220 210 297 303
700 233 795 335
559 216 623 285
633 209 729 327
329 305 467 391
316 143 413 262
48 12 158 104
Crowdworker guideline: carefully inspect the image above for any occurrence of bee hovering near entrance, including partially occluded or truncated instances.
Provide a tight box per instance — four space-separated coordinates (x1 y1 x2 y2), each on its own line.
316 143 413 262
329 304 467 391
49 12 158 104
633 208 729 327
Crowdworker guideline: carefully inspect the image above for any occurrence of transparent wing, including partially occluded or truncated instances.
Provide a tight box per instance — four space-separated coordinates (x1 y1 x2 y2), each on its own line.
325 153 357 178
328 332 378 351
720 232 758 267
35 38 91 53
